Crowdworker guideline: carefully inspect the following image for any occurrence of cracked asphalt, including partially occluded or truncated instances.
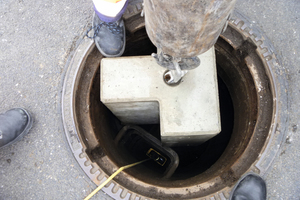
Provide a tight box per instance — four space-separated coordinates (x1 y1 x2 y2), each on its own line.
0 0 299 199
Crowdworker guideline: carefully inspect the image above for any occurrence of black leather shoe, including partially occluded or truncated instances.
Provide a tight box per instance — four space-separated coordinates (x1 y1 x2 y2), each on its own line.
230 173 267 200
93 12 126 57
0 108 33 149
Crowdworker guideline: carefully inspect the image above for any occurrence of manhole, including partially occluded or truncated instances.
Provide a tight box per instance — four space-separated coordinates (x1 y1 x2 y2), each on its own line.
61 5 288 200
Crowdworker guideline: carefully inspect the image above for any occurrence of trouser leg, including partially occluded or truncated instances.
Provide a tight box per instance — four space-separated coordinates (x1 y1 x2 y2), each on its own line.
92 0 129 22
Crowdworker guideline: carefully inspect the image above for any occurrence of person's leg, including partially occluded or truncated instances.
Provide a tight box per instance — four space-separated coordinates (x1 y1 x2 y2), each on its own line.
92 0 128 57
230 173 267 200
0 108 33 149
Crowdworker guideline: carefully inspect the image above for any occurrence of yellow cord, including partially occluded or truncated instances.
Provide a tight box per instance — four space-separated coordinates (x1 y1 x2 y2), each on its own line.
84 159 149 200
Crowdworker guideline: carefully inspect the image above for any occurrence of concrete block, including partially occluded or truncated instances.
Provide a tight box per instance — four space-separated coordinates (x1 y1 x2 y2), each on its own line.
100 47 221 146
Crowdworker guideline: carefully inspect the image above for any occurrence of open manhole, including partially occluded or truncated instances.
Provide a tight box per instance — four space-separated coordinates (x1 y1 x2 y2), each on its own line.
61 5 288 200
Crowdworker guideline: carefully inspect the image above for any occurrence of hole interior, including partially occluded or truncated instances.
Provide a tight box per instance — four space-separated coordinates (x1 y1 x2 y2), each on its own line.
74 24 273 198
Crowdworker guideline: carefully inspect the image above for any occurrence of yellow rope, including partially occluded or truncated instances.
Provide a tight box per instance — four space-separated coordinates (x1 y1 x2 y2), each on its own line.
84 159 149 200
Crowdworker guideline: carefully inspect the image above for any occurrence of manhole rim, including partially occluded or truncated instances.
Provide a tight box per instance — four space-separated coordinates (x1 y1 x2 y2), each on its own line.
60 9 289 200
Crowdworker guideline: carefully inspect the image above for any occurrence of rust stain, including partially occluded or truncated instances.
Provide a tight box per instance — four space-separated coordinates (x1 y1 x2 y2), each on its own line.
188 0 216 54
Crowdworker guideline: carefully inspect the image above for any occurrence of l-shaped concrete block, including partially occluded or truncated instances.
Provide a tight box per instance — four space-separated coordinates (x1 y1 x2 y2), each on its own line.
100 47 220 146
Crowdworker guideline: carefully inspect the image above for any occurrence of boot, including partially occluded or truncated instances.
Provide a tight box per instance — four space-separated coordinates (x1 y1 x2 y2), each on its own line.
0 108 33 149
230 173 267 200
93 12 126 57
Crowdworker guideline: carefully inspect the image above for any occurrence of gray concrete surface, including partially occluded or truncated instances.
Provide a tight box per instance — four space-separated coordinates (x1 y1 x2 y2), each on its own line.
0 0 299 199
0 0 111 199
101 50 220 146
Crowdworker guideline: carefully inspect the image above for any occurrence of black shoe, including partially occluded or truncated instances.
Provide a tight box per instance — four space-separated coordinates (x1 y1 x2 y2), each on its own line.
230 173 267 200
0 108 33 149
93 12 126 57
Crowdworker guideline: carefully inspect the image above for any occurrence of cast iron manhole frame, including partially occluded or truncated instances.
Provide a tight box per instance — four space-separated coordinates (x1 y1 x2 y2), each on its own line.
61 7 288 200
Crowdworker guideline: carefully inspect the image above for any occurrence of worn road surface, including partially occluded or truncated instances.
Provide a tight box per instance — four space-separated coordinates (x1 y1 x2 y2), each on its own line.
0 0 299 199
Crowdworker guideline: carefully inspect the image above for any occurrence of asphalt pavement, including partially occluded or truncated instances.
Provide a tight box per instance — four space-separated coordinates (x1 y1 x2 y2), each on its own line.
0 0 299 199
